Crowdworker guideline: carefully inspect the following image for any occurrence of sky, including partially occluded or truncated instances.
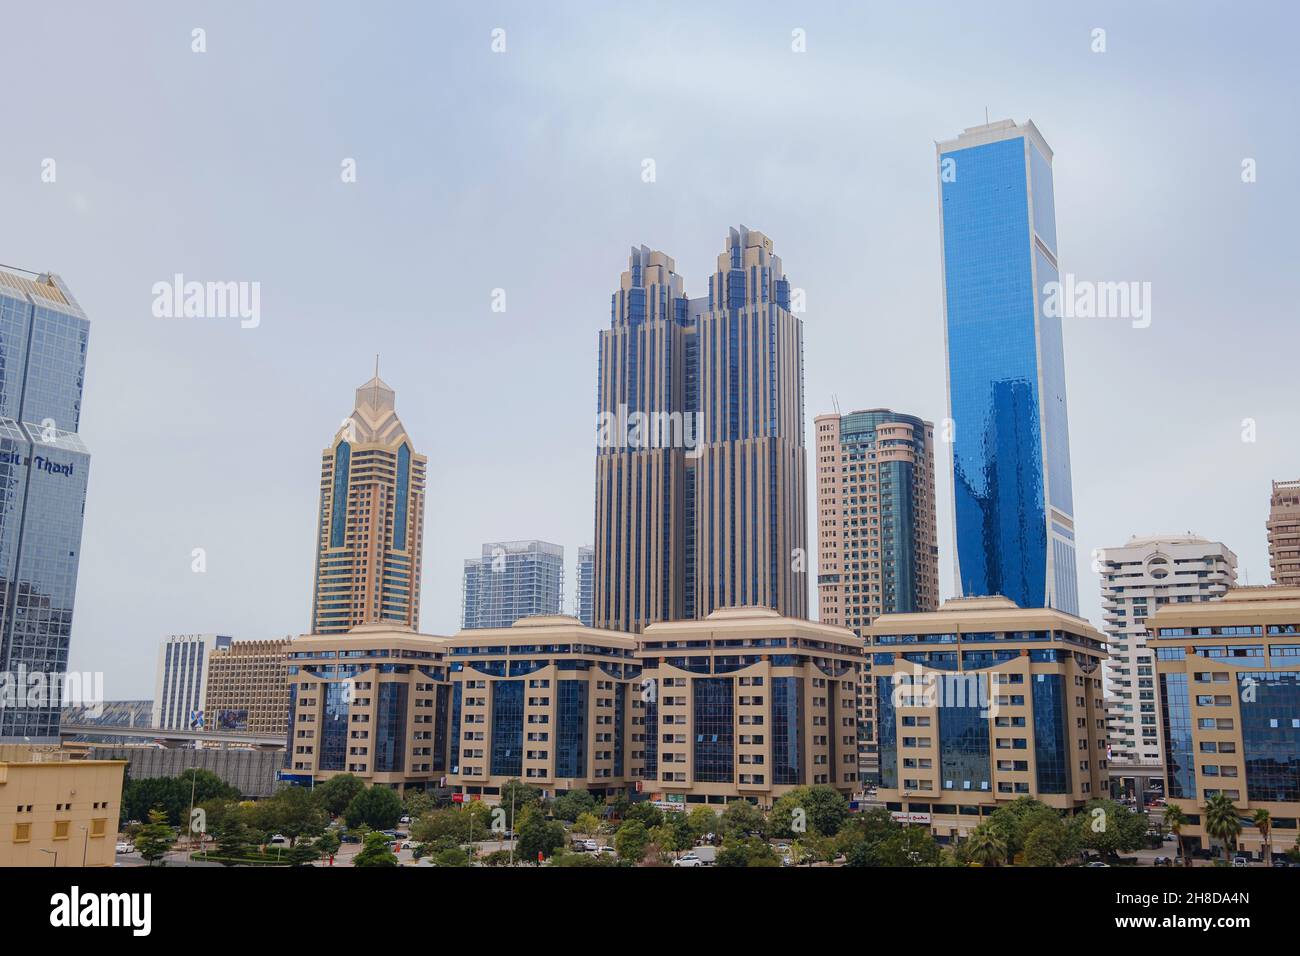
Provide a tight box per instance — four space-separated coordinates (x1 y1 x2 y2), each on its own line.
1 1 1296 701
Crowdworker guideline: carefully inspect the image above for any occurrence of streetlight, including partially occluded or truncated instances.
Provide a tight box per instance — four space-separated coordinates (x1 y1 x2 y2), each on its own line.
81 826 89 867
40 848 58 867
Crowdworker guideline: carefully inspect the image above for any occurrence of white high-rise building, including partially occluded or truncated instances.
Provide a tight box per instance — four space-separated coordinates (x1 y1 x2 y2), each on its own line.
1098 535 1236 764
150 633 233 730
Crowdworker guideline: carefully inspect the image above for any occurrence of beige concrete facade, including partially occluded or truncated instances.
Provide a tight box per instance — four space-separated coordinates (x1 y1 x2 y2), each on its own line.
205 637 291 736
311 374 427 635
867 597 1109 842
1149 586 1300 859
445 615 639 802
285 624 449 792
0 747 126 867
1268 480 1300 588
637 607 862 809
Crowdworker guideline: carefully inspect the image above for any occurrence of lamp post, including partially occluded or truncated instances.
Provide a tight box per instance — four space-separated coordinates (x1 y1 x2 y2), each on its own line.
40 848 58 867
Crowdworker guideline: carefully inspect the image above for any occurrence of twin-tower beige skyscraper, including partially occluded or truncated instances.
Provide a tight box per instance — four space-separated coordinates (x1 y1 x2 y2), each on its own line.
593 225 808 632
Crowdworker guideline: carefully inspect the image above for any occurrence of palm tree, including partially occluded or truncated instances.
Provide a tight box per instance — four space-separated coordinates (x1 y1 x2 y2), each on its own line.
1164 804 1190 867
1253 808 1271 867
1203 794 1242 864
965 824 1007 867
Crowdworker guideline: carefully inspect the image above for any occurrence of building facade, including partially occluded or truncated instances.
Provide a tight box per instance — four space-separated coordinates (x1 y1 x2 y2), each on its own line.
204 637 292 735
283 624 450 792
937 120 1079 615
575 545 594 627
593 226 807 633
1150 586 1300 860
868 597 1109 842
310 373 427 635
0 746 125 867
815 408 939 781
151 633 232 730
445 615 638 802
461 540 564 629
637 607 862 809
1268 480 1300 587
0 268 93 743
1098 535 1237 765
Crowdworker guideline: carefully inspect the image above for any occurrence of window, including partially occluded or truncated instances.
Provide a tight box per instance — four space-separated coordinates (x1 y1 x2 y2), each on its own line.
13 823 31 843
53 821 70 840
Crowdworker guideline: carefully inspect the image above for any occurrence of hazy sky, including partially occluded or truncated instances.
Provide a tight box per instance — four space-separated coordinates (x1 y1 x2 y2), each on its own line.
2 2 1296 700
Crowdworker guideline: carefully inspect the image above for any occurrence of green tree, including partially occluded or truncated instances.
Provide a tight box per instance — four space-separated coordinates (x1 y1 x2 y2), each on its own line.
123 771 240 828
353 830 399 867
1253 808 1271 866
717 836 779 867
965 823 1006 867
1203 794 1242 863
1022 817 1074 867
686 806 719 841
1073 799 1148 861
517 806 566 863
256 785 328 846
1164 804 1190 867
878 826 941 867
433 846 471 867
575 812 602 845
551 789 598 823
411 807 470 847
498 780 544 828
315 774 366 818
134 809 176 866
403 789 436 820
769 785 850 838
650 815 693 858
720 799 766 838
614 819 651 863
315 829 341 859
624 801 664 829
344 785 404 831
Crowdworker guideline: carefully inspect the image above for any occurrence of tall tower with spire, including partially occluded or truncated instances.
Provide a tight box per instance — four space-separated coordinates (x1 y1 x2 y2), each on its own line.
310 368 427 634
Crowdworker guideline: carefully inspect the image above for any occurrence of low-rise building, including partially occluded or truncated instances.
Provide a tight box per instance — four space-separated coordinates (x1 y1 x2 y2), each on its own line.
1149 585 1300 860
445 615 638 802
0 746 126 867
867 596 1109 842
284 624 451 792
637 607 863 809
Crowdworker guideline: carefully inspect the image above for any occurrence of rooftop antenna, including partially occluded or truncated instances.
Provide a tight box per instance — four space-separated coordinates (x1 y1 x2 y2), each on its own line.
984 106 989 125
832 394 841 416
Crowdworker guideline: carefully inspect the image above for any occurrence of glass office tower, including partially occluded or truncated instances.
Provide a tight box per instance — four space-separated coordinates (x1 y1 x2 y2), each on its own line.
937 119 1079 614
0 268 92 742
460 539 564 629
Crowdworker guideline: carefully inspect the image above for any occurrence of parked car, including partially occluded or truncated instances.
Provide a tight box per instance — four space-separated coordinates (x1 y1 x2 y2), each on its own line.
573 838 599 852
114 841 134 854
1232 855 1250 867
1085 861 1110 868
268 834 287 845
1152 856 1172 867
399 816 411 825
673 852 706 867
593 845 617 857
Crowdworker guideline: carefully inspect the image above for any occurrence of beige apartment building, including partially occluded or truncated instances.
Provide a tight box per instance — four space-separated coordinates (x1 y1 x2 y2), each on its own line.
815 408 938 780
867 597 1109 843
0 746 126 867
1268 480 1300 587
445 615 639 802
1148 586 1300 860
311 372 427 635
284 624 450 792
205 637 292 736
636 607 863 810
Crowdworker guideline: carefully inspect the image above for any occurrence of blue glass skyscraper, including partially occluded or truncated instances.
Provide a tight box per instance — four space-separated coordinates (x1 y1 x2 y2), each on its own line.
937 120 1079 614
0 268 92 742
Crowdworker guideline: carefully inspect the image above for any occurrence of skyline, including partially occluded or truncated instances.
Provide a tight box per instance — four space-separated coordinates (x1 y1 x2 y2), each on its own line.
1 2 1296 698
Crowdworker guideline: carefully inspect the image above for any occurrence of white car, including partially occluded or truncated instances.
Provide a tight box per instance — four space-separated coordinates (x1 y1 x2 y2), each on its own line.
114 842 134 854
593 845 617 857
673 853 705 867
574 838 599 852
268 834 287 845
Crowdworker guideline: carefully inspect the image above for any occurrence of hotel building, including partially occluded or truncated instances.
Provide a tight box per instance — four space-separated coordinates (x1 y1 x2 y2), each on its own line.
637 607 862 809
204 636 292 735
283 624 450 792
937 120 1079 615
310 372 427 635
593 226 807 633
1149 586 1300 860
461 540 565 629
868 597 1109 842
0 746 126 867
1098 535 1237 765
0 268 93 742
445 615 639 802
150 633 233 730
815 408 939 779
1268 480 1300 587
